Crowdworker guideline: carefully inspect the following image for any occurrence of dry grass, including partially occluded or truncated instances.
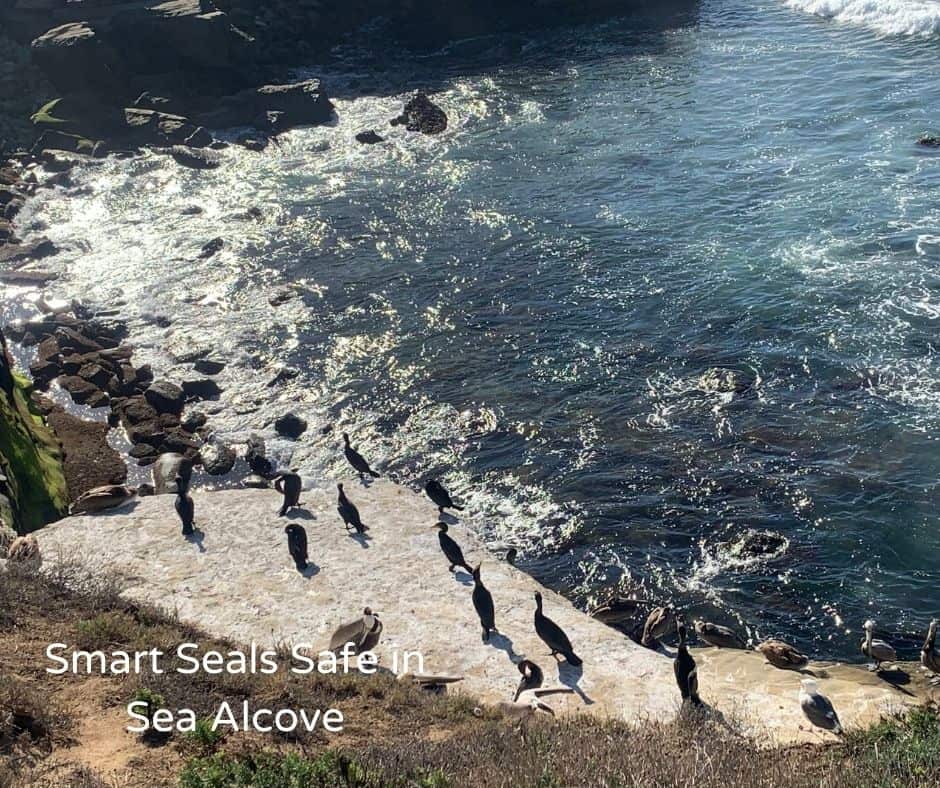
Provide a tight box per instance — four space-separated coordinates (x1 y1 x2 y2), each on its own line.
1 565 939 787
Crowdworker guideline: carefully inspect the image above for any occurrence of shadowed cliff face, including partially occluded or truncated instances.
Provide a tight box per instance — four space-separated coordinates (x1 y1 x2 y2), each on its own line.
0 328 67 533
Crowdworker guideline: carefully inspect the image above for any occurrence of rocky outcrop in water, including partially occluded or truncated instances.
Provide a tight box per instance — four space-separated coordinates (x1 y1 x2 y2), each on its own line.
390 93 447 135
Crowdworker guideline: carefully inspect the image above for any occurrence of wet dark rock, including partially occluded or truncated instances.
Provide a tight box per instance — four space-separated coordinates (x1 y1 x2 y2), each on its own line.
55 326 102 354
239 137 267 152
917 134 940 148
274 412 307 439
144 380 185 414
181 410 207 432
136 364 154 386
269 288 299 307
31 23 123 96
193 359 226 375
267 366 299 387
245 433 273 477
724 530 788 560
77 363 112 389
36 336 62 365
0 239 59 266
118 395 159 426
0 270 59 286
245 206 263 219
161 430 200 454
181 205 204 216
158 413 182 430
31 131 109 158
182 378 223 400
390 93 447 135
203 79 333 130
59 375 101 405
198 237 224 258
127 422 167 447
130 443 159 461
165 145 221 170
28 359 58 390
199 439 236 475
356 129 384 145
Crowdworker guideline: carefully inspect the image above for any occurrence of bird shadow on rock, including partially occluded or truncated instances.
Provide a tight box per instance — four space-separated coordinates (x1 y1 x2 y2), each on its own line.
488 632 519 662
185 529 206 553
348 532 371 549
439 512 459 525
358 477 376 489
284 509 315 521
878 667 914 695
299 563 320 579
557 661 594 705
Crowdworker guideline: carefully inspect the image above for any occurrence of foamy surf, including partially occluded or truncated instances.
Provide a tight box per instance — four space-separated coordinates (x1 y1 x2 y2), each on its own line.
786 0 940 37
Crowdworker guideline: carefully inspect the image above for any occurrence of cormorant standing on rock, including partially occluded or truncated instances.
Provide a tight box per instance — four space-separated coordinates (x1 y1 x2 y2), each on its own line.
343 432 380 479
513 659 544 701
505 547 518 566
534 591 582 667
861 619 897 671
425 479 464 513
174 475 195 536
337 483 368 534
799 679 843 735
329 608 382 654
433 522 472 573
274 470 302 517
471 564 496 643
285 523 308 571
674 621 701 706
694 620 747 649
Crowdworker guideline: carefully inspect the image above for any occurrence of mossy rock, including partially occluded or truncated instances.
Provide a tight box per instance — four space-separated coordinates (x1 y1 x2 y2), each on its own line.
0 362 68 533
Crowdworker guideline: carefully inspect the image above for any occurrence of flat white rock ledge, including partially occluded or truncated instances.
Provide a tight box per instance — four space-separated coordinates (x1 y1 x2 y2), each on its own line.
35 482 932 744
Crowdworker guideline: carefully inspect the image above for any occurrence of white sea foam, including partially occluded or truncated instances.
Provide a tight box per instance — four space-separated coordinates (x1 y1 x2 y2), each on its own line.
786 0 940 37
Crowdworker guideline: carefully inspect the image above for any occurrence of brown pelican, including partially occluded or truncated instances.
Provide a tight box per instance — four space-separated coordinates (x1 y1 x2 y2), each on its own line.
694 620 747 649
920 620 940 682
274 470 302 516
397 673 464 693
342 432 380 479
757 639 809 671
6 535 40 566
799 678 843 735
674 621 701 706
329 608 382 655
471 564 496 643
589 597 643 627
425 479 464 513
69 484 136 515
433 522 472 573
641 606 675 647
337 483 368 534
514 659 544 701
534 591 582 666
284 524 308 572
860 619 896 671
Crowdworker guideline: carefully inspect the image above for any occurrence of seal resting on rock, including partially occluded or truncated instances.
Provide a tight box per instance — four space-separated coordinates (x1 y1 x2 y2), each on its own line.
390 93 447 135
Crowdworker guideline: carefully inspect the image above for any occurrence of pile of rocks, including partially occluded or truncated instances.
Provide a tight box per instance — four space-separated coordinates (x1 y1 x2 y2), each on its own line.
5 308 232 474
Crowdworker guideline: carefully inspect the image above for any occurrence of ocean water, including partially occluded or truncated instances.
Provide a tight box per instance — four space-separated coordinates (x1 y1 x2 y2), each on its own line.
7 0 940 658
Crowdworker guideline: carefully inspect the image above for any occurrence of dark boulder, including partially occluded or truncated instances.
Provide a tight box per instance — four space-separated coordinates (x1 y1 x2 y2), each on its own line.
123 107 203 147
165 145 221 170
130 443 159 462
30 96 127 139
77 363 112 389
59 375 101 405
198 237 224 258
200 79 333 131
356 130 385 145
182 378 223 400
31 131 109 158
390 93 447 135
0 239 58 267
193 359 225 375
918 134 940 148
181 410 208 432
28 359 58 390
274 412 307 439
145 380 185 414
199 439 236 475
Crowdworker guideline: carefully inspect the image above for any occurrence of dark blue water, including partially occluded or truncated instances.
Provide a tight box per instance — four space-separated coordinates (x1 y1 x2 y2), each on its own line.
16 0 940 657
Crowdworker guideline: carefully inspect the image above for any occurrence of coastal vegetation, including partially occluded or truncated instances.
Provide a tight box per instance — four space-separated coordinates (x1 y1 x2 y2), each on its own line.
1 563 938 788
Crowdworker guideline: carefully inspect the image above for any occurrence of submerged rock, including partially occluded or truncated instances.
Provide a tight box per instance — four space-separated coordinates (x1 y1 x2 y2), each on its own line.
390 93 447 135
165 145 221 170
199 439 236 475
274 413 307 439
356 129 385 145
917 134 940 148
